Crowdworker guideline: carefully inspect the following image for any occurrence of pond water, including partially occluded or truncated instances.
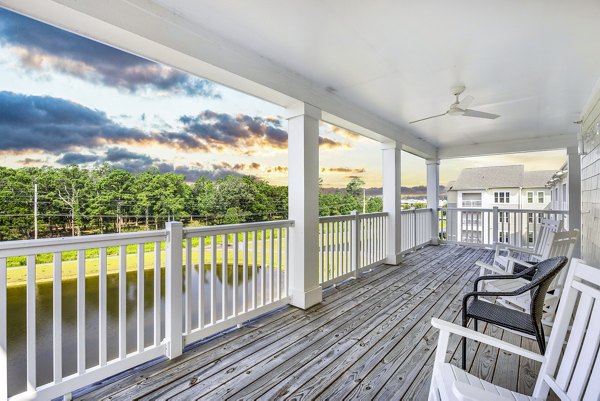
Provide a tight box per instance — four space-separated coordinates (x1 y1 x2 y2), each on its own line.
6 263 276 396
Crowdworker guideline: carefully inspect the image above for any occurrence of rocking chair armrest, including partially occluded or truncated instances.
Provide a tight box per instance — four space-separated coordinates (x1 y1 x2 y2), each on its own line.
431 318 545 362
504 245 540 257
475 261 506 275
505 256 534 268
451 381 517 401
473 264 537 291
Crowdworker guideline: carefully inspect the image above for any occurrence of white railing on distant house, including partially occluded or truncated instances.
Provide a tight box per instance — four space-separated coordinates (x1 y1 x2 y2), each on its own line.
181 220 292 346
438 207 569 247
318 211 388 287
0 230 168 401
401 208 433 253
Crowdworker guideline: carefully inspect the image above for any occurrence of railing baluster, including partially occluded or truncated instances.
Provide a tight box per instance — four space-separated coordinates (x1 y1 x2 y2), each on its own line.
222 234 228 320
76 250 85 375
261 230 266 307
243 232 248 313
336 221 341 278
198 237 205 330
119 245 126 359
52 252 62 384
185 238 192 334
99 247 107 366
137 243 144 353
233 234 238 317
270 228 274 303
320 223 324 283
252 231 257 310
0 258 6 400
325 222 330 281
278 228 282 300
285 227 290 297
211 235 217 325
154 241 161 345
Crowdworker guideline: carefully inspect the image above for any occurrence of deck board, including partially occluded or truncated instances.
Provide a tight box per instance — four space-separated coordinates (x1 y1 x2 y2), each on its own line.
75 245 553 401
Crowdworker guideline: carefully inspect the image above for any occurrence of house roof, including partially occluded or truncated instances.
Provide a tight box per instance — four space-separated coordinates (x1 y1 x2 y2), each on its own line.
450 165 524 190
523 170 555 188
448 165 555 190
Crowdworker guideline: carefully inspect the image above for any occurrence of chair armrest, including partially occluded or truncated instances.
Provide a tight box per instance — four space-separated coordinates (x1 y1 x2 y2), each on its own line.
431 318 544 362
452 381 514 401
475 261 506 275
505 245 540 256
505 256 534 268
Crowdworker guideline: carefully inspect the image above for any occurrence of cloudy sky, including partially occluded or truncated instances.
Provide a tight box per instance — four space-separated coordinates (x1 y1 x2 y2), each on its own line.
0 8 565 188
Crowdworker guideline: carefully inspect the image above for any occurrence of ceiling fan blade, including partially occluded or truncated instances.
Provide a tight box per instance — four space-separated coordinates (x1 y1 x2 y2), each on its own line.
458 95 474 109
409 112 447 124
462 109 500 119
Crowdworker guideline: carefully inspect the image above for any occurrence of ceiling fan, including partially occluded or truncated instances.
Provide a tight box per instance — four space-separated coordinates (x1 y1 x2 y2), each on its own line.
409 86 500 124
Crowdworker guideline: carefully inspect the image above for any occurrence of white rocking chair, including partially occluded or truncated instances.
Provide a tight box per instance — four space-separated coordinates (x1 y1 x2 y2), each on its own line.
428 258 600 401
492 217 563 272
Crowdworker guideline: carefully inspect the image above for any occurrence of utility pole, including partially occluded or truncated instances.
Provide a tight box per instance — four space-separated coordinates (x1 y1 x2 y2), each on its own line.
363 188 366 213
33 182 38 239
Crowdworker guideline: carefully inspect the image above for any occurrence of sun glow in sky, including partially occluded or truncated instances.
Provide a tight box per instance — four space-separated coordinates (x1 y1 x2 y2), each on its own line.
0 8 566 189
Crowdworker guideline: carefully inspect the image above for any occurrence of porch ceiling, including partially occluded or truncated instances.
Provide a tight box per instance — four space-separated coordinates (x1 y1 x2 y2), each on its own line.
150 0 598 153
3 0 598 157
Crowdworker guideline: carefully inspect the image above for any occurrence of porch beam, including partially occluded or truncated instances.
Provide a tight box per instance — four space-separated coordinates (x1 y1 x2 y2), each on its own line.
426 159 440 245
438 134 577 159
567 146 581 257
0 0 436 159
286 102 322 309
382 142 402 264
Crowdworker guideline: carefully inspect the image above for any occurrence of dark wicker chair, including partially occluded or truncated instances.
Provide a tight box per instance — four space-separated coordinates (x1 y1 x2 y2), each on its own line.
461 256 568 369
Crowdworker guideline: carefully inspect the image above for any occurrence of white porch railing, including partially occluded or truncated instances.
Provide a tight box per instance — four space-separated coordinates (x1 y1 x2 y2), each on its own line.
318 211 388 287
181 221 292 346
0 209 443 399
0 220 293 400
401 208 433 253
438 207 569 247
0 230 168 401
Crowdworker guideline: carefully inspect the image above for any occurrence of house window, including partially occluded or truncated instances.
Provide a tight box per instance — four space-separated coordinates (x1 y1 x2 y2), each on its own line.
538 191 545 203
528 231 534 243
498 231 510 243
562 184 567 203
494 191 510 204
499 211 509 223
528 213 533 223
527 191 534 203
538 214 543 223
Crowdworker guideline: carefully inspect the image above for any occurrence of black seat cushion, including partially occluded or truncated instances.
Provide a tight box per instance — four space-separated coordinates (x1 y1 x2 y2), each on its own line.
466 299 536 335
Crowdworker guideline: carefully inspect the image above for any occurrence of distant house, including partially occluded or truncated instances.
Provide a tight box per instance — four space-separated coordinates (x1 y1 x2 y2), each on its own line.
445 165 555 244
547 162 568 212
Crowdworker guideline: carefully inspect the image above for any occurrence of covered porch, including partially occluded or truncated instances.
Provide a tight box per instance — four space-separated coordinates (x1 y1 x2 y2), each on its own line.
74 245 544 401
0 1 599 400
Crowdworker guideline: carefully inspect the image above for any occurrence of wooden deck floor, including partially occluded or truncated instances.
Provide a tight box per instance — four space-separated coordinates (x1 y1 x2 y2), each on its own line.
76 245 546 400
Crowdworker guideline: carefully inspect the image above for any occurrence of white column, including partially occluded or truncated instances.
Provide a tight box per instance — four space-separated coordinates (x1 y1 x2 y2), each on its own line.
426 159 440 245
382 142 402 264
286 102 322 309
567 146 581 257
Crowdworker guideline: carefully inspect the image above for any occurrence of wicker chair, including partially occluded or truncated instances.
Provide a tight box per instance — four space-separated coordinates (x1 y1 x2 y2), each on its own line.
460 256 568 369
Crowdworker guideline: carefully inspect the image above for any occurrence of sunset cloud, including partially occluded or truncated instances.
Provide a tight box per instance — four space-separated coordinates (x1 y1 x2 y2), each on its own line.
321 167 366 173
0 9 219 98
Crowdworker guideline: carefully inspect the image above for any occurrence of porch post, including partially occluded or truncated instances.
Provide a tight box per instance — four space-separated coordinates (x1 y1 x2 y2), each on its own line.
567 146 581 256
286 102 323 309
426 158 440 245
382 142 402 264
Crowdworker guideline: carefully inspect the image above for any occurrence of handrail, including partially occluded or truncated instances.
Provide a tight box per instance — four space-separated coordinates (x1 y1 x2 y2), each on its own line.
183 219 294 237
0 230 168 257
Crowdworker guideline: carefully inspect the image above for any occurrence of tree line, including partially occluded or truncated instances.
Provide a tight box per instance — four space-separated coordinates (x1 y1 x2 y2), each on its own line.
0 165 385 240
